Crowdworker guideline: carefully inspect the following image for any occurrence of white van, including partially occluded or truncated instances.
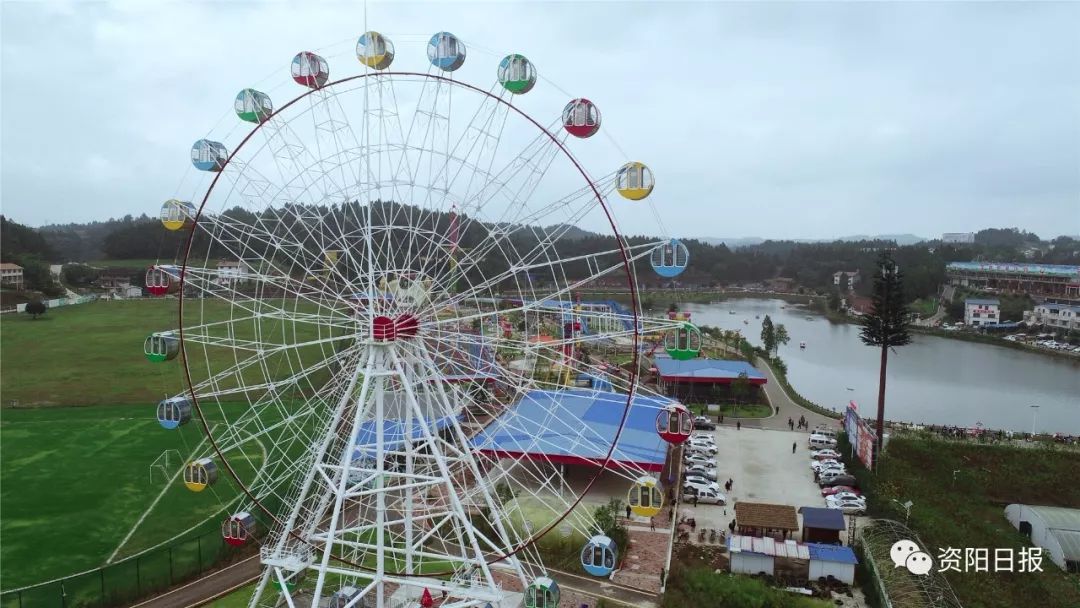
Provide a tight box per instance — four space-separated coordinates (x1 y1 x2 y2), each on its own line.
809 434 838 449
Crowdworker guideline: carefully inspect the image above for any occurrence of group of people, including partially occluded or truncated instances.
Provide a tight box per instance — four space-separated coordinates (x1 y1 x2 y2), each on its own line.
788 415 808 430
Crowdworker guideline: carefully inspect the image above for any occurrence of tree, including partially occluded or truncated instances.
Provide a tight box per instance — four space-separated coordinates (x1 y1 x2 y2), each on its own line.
860 251 912 455
774 324 790 356
25 300 47 320
760 315 776 355
730 372 751 415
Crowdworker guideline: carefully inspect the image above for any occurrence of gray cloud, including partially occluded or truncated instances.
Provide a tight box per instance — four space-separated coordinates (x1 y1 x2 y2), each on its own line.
2 1 1077 240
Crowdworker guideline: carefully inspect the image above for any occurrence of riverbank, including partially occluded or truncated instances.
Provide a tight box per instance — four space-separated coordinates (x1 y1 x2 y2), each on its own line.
808 307 1080 362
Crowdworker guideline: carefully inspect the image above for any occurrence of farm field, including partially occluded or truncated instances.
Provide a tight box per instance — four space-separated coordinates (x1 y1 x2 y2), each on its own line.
855 435 1080 607
0 404 266 589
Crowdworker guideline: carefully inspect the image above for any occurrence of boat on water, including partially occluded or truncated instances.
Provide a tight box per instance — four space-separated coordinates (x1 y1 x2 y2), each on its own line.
805 316 813 321
743 319 749 324
729 310 736 315
755 315 760 319
800 341 806 349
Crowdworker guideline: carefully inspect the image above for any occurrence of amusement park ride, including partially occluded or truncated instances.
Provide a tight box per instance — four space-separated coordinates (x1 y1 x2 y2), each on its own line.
141 29 706 608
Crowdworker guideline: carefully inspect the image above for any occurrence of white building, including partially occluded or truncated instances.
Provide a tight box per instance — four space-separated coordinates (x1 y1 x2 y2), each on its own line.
964 298 1000 326
832 270 860 292
0 263 24 290
216 260 243 287
942 232 975 244
1005 504 1080 573
1024 304 1080 331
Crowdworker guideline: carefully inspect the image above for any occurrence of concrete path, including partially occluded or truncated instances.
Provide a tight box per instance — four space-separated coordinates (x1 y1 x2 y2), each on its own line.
752 356 839 432
549 568 659 608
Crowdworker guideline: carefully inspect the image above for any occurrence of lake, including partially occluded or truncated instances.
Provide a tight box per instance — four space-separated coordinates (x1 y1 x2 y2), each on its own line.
680 299 1080 434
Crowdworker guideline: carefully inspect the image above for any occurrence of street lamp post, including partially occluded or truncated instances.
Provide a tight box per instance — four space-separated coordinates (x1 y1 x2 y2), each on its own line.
1030 405 1040 437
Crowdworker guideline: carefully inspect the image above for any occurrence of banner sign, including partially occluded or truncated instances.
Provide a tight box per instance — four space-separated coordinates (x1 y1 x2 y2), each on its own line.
845 402 875 469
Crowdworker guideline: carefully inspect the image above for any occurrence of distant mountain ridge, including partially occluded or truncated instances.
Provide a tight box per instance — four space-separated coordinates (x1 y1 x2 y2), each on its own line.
694 234 928 248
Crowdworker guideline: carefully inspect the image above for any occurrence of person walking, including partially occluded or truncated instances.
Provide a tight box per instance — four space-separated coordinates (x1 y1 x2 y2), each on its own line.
736 421 741 431
693 493 698 508
625 504 632 520
650 518 656 532
792 442 797 454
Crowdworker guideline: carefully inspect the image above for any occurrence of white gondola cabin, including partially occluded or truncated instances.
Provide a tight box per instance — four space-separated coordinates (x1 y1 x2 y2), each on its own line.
498 54 536 94
160 199 195 231
144 332 179 363
191 139 228 172
235 88 273 124
616 161 655 200
427 32 466 72
183 458 218 492
650 239 689 278
357 31 394 70
156 396 192 430
628 475 664 517
562 98 600 138
222 511 256 546
523 577 559 608
656 402 692 444
291 51 329 89
329 586 361 608
581 535 617 576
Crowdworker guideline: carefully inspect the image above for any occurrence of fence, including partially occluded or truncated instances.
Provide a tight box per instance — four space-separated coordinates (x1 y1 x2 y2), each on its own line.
0 524 248 608
11 295 98 314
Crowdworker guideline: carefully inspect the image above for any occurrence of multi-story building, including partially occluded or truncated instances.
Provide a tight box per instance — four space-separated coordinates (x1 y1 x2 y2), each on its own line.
964 298 1000 327
946 262 1080 305
1024 304 1080 331
832 270 860 292
0 263 24 290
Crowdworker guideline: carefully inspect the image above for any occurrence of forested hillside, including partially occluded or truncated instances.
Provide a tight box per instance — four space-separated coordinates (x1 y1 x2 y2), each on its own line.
4 206 1077 304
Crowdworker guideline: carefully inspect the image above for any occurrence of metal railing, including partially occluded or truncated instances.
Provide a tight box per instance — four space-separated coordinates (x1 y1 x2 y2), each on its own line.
0 524 247 608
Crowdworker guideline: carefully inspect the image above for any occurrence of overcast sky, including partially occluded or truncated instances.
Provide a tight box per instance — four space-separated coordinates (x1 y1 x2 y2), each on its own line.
2 1 1078 240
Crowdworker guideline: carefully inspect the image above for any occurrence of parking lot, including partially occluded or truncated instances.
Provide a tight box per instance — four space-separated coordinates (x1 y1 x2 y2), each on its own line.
678 425 838 539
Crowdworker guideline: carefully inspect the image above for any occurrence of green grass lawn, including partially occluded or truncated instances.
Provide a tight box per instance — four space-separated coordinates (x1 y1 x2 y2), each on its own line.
859 436 1080 607
1 299 345 407
0 404 266 589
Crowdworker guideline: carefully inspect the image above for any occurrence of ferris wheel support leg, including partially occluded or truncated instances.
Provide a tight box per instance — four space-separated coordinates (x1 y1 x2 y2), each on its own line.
408 343 530 591
310 345 382 607
387 347 503 598
245 566 275 608
273 568 298 608
257 348 368 603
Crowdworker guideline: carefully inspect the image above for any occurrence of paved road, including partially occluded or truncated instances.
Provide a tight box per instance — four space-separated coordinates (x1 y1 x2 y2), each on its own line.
127 556 260 608
752 356 839 432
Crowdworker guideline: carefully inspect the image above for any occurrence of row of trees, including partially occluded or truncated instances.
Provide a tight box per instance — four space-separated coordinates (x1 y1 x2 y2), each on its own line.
0 216 65 296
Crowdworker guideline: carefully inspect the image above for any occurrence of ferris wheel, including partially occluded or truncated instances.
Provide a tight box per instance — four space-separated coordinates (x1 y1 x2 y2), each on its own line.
144 29 701 608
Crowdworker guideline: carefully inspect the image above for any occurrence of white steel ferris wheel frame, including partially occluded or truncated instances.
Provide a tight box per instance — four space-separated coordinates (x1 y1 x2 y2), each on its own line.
162 50 692 608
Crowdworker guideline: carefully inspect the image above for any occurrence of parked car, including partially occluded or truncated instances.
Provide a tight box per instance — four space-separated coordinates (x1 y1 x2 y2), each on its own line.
826 497 867 514
809 434 838 449
684 465 718 481
810 449 842 460
683 473 715 486
821 485 862 497
810 459 843 471
683 479 722 496
686 443 718 456
689 434 716 446
682 486 726 505
830 491 863 503
683 453 717 468
819 474 858 488
693 416 717 431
